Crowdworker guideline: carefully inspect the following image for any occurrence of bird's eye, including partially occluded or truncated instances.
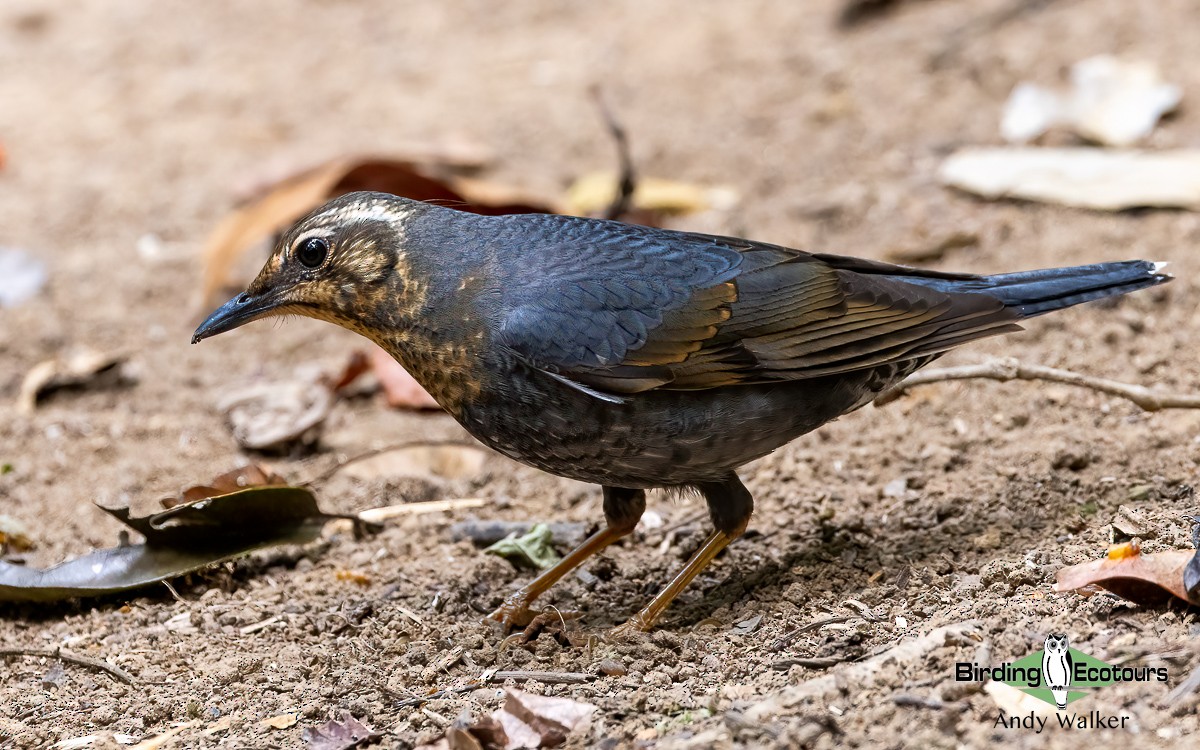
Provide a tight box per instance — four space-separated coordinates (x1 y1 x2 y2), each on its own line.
296 237 329 268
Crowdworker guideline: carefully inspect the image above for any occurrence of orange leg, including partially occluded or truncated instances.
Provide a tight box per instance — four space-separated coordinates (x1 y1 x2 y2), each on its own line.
489 486 645 629
612 473 753 635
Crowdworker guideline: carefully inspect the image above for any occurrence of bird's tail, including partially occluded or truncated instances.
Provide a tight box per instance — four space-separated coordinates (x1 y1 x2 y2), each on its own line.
899 260 1170 318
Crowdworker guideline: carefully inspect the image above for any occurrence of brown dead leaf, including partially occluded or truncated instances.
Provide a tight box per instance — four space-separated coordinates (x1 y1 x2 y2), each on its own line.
1054 544 1200 605
327 346 440 410
17 348 132 414
301 713 381 750
497 689 596 748
200 157 557 309
164 464 287 508
369 346 441 409
418 690 595 750
262 713 298 730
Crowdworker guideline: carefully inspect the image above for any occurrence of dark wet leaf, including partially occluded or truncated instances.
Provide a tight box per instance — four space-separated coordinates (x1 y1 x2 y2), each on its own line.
301 713 381 750
0 485 346 602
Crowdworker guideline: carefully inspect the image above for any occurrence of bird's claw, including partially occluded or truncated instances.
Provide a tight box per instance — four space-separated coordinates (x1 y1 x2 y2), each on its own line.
487 591 538 631
607 614 654 641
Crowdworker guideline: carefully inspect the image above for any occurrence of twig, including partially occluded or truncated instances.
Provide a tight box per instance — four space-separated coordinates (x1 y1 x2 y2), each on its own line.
893 694 966 711
770 615 854 652
874 357 1200 411
772 656 846 671
1165 663 1200 706
746 621 981 720
929 0 1064 69
0 647 136 684
490 670 593 684
590 86 637 221
358 498 486 523
301 439 483 486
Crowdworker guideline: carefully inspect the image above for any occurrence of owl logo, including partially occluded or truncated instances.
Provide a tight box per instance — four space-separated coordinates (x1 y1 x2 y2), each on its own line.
1042 633 1073 709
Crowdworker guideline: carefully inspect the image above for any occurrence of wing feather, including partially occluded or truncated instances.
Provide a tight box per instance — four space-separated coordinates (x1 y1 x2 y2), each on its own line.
492 215 1021 397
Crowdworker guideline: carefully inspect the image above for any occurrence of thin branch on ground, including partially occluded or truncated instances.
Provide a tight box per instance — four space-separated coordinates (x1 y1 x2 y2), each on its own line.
301 439 484 486
746 621 982 720
929 0 1064 69
874 357 1200 411
590 85 637 221
0 647 136 684
770 615 855 652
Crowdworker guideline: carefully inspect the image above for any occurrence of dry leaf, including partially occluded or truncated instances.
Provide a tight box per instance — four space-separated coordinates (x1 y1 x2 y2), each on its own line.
327 347 440 410
342 445 486 482
1054 544 1200 606
200 157 557 309
1001 55 1180 146
130 723 198 750
0 515 35 552
167 464 287 507
497 689 596 748
218 379 334 452
0 484 345 602
262 713 298 730
301 713 381 750
565 172 737 216
369 346 441 409
17 348 131 414
421 690 595 750
492 710 542 750
940 148 1200 211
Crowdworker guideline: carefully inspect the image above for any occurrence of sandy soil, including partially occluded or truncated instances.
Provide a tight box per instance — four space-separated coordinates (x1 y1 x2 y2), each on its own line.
2 1 1200 748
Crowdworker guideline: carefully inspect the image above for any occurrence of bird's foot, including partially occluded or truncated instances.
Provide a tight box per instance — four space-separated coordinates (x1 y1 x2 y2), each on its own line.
607 613 655 641
487 591 539 631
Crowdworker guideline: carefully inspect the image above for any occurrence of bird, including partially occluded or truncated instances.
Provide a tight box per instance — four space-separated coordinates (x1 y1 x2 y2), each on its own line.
193 191 1170 634
1042 633 1073 709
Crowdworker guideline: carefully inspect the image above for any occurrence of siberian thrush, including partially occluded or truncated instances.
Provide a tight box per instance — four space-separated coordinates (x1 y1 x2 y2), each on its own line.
194 192 1169 633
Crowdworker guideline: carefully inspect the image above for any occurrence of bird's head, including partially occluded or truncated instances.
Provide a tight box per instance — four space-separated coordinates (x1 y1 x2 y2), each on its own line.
193 192 425 344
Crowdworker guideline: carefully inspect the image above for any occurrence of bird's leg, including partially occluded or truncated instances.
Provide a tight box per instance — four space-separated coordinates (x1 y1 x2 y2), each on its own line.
612 473 752 635
488 486 645 629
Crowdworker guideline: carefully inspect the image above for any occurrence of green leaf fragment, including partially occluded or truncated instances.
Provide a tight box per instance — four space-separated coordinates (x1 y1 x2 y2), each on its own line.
484 523 562 570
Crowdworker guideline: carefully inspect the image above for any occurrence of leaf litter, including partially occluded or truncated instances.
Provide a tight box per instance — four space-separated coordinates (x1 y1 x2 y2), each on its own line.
17 347 134 414
0 467 351 602
415 689 597 750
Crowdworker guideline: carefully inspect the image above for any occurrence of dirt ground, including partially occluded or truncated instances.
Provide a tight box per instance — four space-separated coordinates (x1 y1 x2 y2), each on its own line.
3 0 1200 748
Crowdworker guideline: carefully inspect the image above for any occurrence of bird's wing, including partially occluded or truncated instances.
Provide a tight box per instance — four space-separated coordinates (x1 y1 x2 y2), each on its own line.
496 218 1022 397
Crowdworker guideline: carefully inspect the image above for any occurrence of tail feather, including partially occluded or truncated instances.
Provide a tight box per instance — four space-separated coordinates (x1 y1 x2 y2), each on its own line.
894 260 1170 318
